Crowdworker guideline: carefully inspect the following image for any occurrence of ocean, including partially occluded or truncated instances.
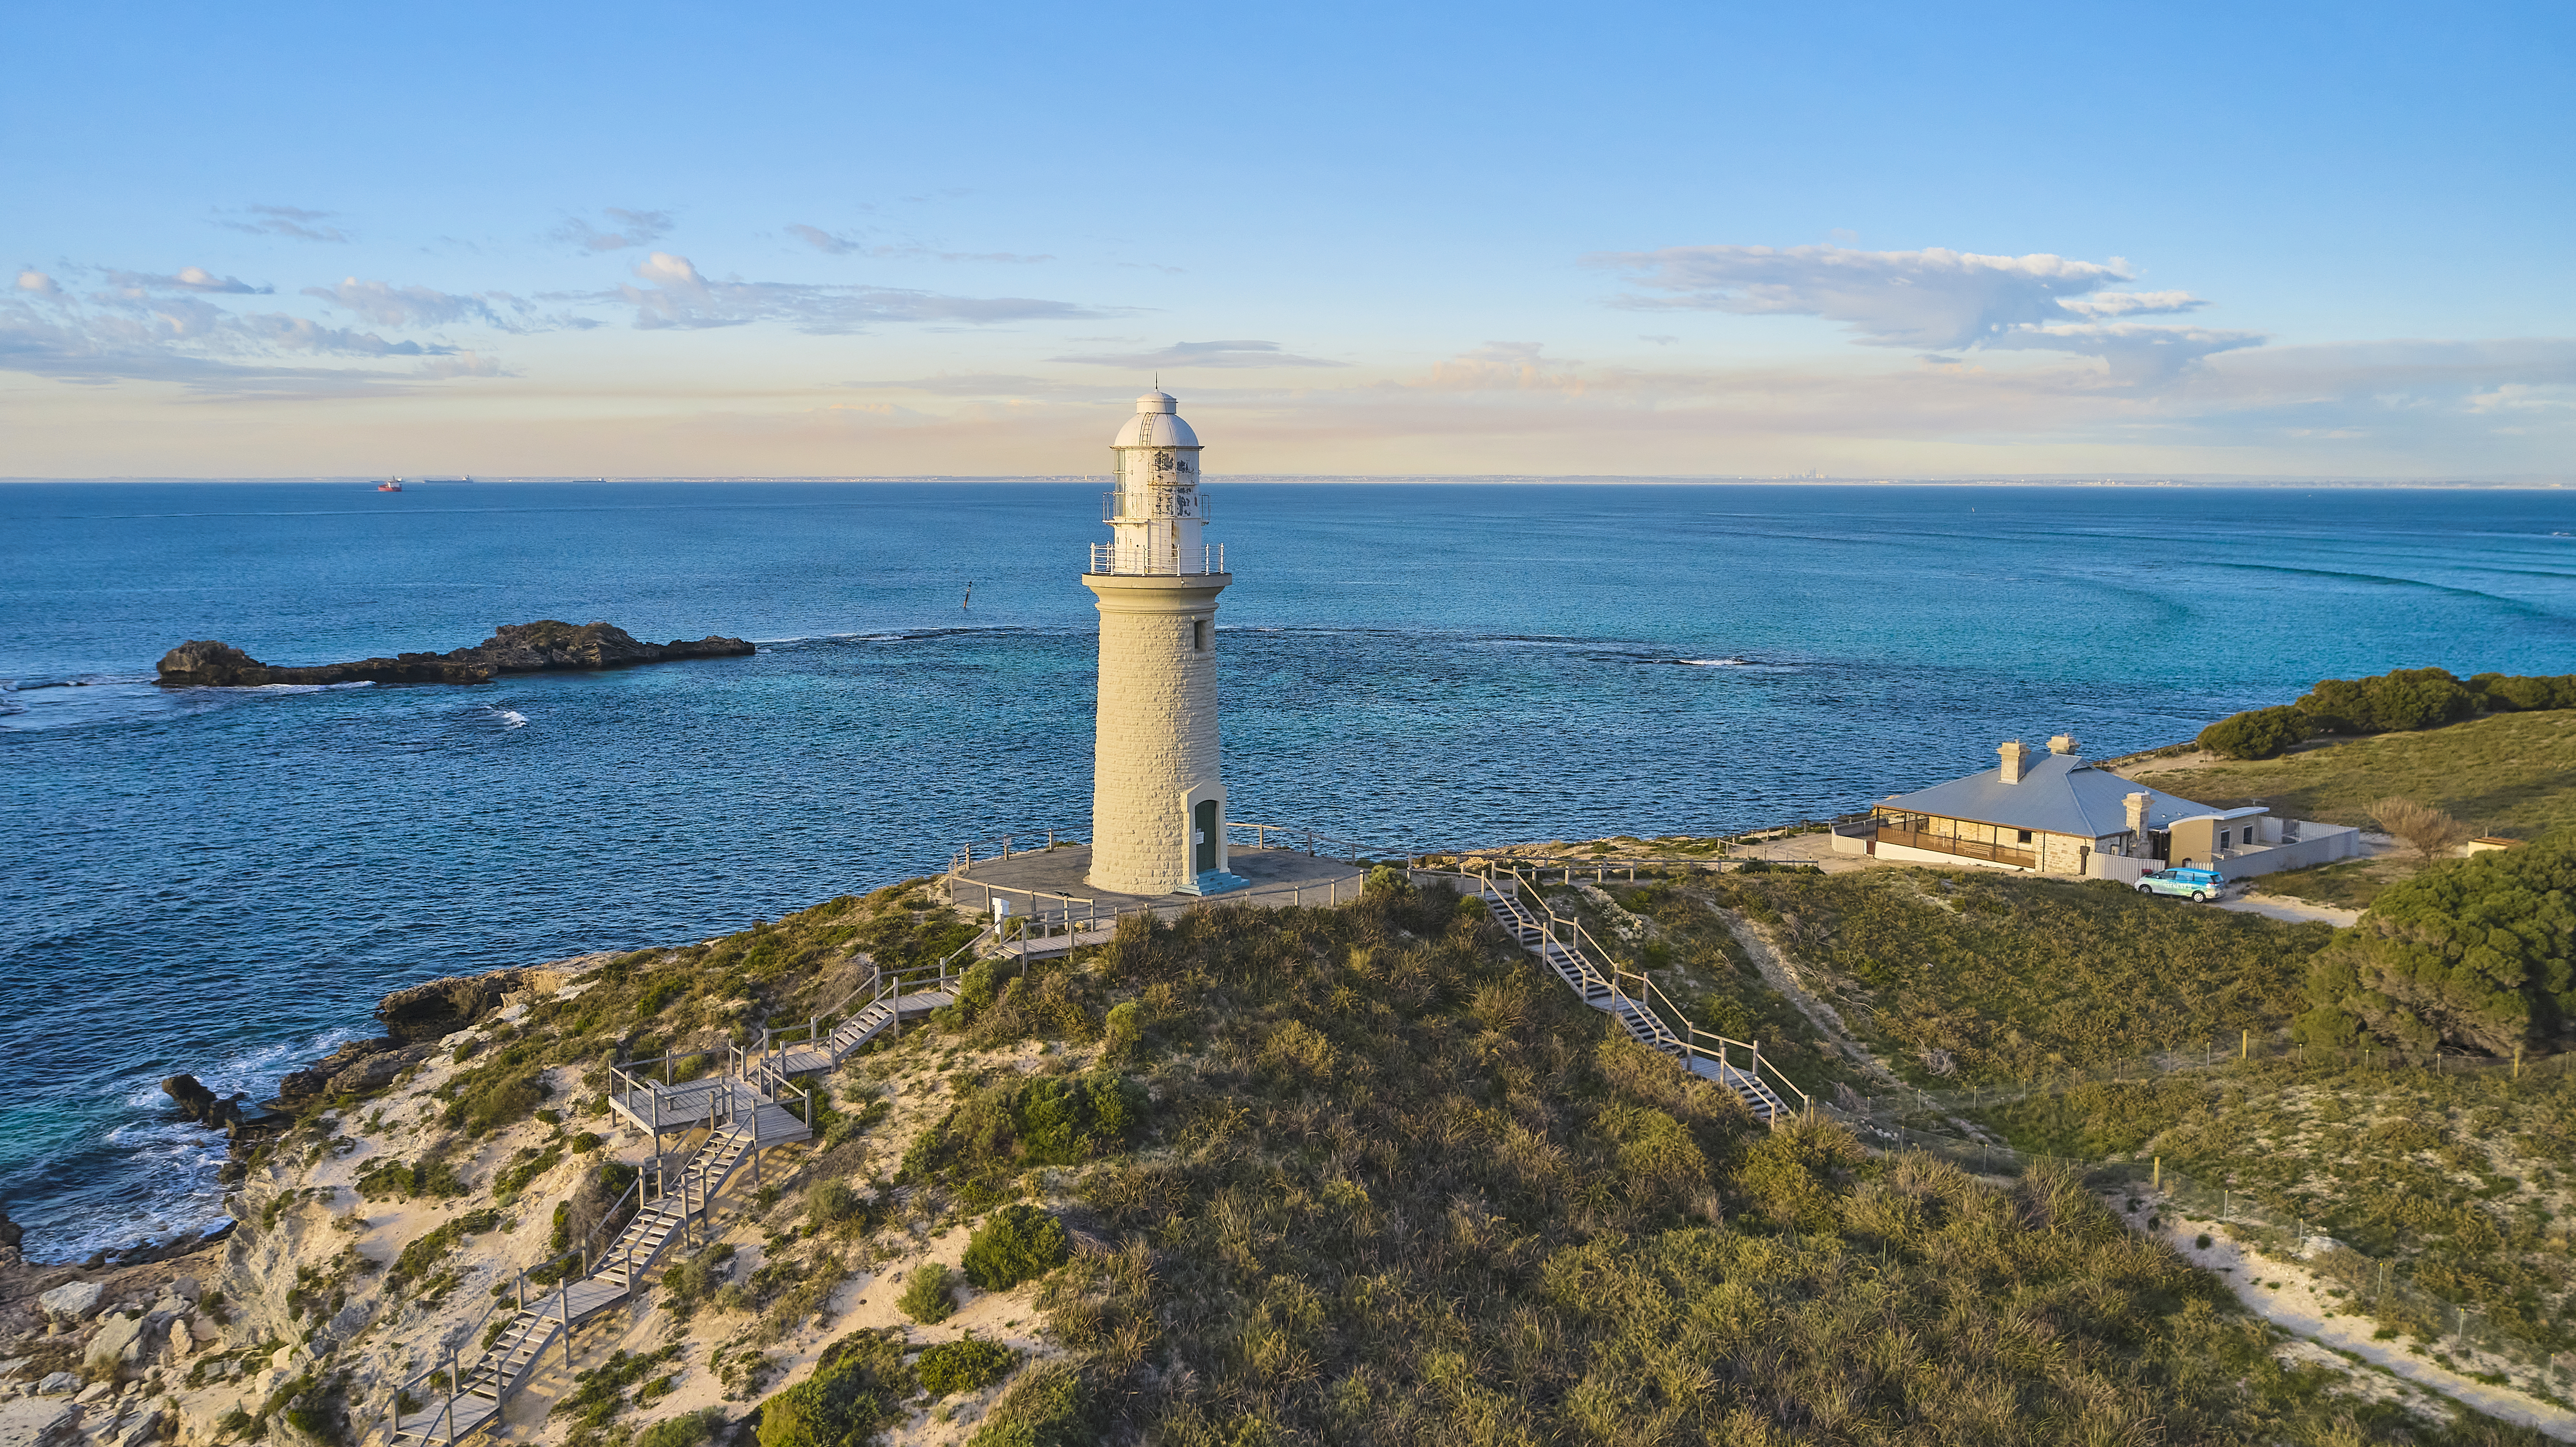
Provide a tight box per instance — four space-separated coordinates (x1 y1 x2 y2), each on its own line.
3 479 2572 1258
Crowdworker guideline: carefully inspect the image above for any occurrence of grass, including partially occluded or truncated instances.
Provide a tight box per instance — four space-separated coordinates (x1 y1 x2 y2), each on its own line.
2258 854 2420 910
1977 1058 2576 1368
1700 868 2334 1085
2131 708 2576 839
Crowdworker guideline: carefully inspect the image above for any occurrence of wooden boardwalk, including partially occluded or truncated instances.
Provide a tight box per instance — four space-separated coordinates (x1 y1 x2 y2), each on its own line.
770 987 952 1078
390 1067 812 1447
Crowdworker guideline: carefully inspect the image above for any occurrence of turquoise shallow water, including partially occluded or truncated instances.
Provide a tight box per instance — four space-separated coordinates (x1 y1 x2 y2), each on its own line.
3 480 2572 1257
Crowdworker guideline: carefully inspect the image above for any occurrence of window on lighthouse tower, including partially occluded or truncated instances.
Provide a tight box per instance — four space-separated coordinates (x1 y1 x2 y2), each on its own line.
1193 619 1209 652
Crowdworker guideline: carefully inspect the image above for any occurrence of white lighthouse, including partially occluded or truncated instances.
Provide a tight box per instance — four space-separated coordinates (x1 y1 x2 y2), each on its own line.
1082 389 1246 897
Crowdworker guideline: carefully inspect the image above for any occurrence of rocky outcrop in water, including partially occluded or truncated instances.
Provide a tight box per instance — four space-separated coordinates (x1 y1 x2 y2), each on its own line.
374 969 528 1044
154 621 754 688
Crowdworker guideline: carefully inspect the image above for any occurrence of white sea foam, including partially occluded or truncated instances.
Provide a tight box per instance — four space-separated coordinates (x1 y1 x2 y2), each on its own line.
494 708 528 729
1673 658 1754 666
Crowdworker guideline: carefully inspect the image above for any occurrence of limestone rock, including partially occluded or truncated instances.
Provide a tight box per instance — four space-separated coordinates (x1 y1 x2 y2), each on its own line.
80 1317 144 1379
103 1408 160 1447
30 1377 74 1399
274 1039 433 1105
154 621 751 690
374 973 526 1045
36 1284 102 1325
0 1397 81 1447
152 641 489 689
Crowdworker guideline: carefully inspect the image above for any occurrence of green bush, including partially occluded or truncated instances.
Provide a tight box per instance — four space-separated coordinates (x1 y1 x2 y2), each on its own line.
963 1360 1086 1447
2471 672 2576 712
1101 1001 1143 1061
753 1330 910 1447
2196 704 2310 760
916 1337 1015 1397
2298 667 2482 735
632 1408 725 1447
2296 829 2576 1058
961 1205 1070 1291
904 1070 1144 1184
898 1264 957 1323
805 1178 864 1234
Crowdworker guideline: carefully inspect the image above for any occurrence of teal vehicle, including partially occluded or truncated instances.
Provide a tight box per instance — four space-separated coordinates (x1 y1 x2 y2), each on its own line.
2136 865 2225 902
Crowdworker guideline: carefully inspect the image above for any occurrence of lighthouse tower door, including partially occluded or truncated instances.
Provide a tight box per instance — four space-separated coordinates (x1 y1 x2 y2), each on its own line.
1194 799 1218 873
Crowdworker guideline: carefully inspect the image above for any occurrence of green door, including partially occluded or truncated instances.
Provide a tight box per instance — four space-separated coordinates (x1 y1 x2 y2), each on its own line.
1195 799 1218 873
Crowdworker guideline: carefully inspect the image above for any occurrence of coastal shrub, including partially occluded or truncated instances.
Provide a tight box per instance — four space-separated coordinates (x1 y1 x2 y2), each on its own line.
753 1330 911 1447
2295 830 2576 1058
916 1337 1015 1397
2197 703 2311 760
631 1408 725 1447
1100 1001 1143 1061
352 1155 466 1201
903 1070 1143 1185
492 1141 564 1203
660 1243 736 1322
551 1345 680 1431
437 1042 549 1134
2472 672 2576 712
804 1178 865 1235
387 1208 499 1292
962 1360 1086 1447
898 1264 957 1323
961 1205 1070 1290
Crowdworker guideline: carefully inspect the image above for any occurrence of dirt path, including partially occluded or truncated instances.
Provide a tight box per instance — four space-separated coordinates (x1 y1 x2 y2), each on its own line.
2117 1199 2576 1440
1707 906 1996 1142
2219 893 2363 927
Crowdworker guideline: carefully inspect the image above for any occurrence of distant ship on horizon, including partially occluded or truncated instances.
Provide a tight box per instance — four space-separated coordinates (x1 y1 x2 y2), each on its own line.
376 480 402 492
374 475 475 491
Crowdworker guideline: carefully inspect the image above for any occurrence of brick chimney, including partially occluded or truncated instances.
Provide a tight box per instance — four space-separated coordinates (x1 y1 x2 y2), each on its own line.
2049 734 2080 755
2125 791 2151 836
1998 739 2031 785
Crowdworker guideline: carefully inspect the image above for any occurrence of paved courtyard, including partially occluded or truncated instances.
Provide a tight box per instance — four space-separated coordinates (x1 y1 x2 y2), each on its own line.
948 842 1367 917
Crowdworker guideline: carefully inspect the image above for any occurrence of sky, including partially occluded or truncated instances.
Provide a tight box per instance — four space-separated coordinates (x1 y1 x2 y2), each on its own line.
3 0 2571 480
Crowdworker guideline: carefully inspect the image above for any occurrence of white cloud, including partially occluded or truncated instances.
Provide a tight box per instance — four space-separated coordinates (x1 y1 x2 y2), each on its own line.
1047 339 1343 369
2056 290 2205 319
217 205 350 243
98 266 270 295
16 270 60 296
1981 321 2265 382
788 223 1052 264
301 278 515 329
1588 242 2260 380
553 208 674 252
609 251 1102 332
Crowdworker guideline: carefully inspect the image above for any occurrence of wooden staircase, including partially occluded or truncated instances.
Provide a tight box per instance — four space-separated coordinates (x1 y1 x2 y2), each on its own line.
383 1067 811 1446
1468 874 1795 1123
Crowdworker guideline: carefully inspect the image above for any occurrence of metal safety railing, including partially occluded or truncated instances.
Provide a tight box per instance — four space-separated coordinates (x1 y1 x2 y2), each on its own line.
1429 861 1813 1123
1086 541 1226 577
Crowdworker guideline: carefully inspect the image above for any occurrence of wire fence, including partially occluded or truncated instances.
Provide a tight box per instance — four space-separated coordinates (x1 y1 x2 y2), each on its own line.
1860 1035 2576 1118
1849 1107 2576 1401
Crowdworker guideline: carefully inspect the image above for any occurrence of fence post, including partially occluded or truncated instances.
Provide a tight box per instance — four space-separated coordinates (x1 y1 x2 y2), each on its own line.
558 1286 572 1368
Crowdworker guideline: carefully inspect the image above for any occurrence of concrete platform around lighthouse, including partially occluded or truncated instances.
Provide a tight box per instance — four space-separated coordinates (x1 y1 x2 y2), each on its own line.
947 844 1367 919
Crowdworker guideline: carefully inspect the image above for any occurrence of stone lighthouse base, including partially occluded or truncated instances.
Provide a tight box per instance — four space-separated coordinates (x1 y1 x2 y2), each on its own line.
947 844 1365 918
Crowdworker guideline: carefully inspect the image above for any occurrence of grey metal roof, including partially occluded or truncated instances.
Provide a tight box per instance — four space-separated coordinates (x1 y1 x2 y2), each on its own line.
1881 752 2216 839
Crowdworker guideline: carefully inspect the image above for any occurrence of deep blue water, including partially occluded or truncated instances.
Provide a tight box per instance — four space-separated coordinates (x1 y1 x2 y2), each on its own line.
4 480 2573 1257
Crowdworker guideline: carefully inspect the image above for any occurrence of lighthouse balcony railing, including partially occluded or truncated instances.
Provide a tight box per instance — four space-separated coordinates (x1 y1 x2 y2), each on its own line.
1101 489 1209 523
1088 541 1226 577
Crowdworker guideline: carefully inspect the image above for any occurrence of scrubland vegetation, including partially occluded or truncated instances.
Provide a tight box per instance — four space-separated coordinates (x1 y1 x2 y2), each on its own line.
2146 705 2576 841
2193 667 2576 762
242 828 2574 1444
1982 1059 2576 1367
1692 867 2332 1084
710 876 2538 1443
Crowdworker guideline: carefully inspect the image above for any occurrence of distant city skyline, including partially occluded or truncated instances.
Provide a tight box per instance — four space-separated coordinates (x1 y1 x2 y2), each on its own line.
3 0 2569 480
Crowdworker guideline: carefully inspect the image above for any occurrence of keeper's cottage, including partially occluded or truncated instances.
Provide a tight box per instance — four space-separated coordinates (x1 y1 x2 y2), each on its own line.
1082 390 1250 899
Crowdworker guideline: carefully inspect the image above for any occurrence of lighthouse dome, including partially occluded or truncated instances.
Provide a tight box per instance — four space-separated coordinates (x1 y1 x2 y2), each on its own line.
1112 389 1200 448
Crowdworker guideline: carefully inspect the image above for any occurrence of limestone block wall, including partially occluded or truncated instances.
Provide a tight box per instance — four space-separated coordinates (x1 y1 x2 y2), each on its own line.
1084 573 1229 895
